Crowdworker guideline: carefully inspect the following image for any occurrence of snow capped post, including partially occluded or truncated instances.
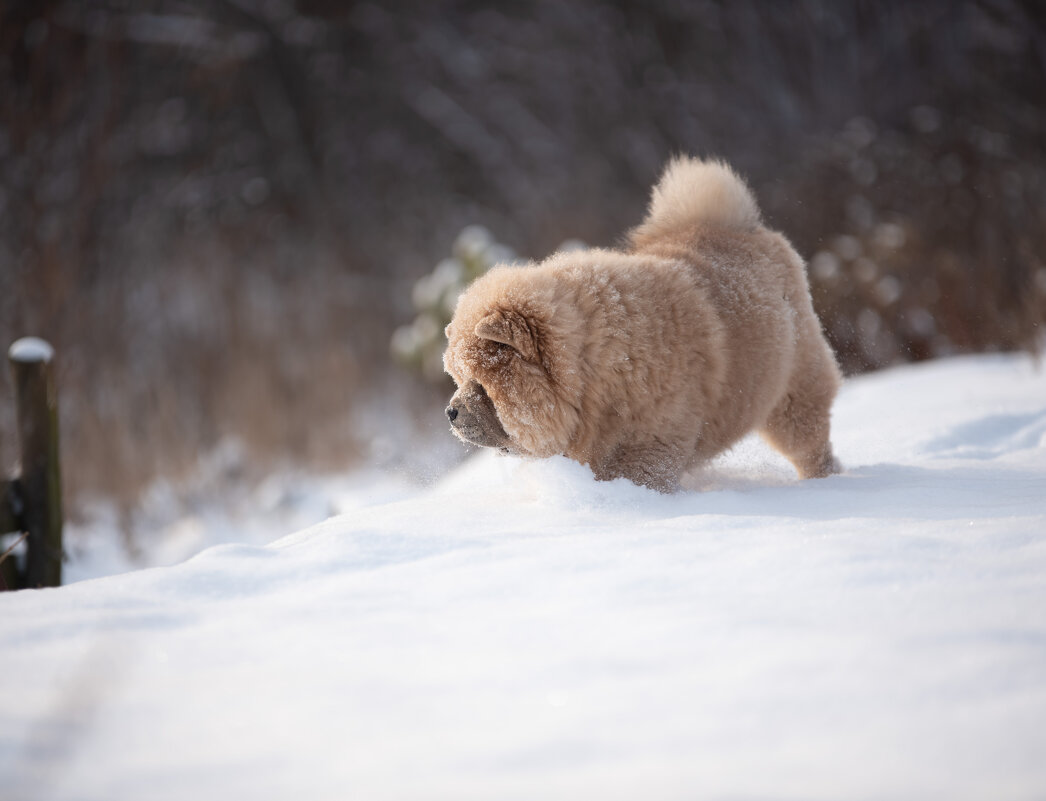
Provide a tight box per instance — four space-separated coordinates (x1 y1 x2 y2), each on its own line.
3 338 63 589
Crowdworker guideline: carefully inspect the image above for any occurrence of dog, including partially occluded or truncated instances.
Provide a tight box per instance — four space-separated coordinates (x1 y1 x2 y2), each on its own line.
443 157 841 492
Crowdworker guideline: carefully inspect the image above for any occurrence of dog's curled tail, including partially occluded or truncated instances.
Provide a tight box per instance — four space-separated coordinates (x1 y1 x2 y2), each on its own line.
633 157 761 243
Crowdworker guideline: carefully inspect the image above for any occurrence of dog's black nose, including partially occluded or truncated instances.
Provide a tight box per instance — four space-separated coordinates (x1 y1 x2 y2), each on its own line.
446 406 458 422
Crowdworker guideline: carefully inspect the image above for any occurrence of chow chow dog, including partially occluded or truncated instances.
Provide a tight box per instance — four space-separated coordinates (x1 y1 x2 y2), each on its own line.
443 157 841 492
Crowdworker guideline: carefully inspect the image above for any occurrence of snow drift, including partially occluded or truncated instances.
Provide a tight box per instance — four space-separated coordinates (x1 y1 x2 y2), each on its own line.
1 353 1045 800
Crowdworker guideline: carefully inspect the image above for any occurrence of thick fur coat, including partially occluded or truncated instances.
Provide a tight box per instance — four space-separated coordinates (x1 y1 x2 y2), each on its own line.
443 157 842 492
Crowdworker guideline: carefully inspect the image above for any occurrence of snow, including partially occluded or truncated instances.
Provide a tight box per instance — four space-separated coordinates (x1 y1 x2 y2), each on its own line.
2 353 1046 800
8 336 55 364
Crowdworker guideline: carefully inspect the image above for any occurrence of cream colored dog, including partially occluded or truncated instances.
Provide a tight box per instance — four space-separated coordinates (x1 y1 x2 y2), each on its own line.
443 157 842 492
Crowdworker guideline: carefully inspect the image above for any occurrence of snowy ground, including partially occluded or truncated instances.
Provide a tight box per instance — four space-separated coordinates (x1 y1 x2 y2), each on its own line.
2 353 1045 800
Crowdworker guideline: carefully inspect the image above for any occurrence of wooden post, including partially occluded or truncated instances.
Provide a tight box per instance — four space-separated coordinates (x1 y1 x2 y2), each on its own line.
8 338 63 588
0 478 18 535
0 479 22 590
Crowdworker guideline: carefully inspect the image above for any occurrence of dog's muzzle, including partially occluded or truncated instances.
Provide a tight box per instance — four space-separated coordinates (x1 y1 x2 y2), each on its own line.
446 379 512 450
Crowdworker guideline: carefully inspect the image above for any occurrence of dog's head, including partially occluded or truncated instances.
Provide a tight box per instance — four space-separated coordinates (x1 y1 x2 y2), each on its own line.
442 264 582 457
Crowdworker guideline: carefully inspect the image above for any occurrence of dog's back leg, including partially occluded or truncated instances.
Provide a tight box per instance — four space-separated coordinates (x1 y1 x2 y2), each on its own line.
759 342 842 479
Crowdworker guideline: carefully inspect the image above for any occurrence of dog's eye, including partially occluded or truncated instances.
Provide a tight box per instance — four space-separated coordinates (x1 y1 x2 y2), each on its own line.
492 341 519 359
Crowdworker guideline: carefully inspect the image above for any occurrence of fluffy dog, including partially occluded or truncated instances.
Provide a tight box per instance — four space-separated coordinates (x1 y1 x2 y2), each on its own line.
443 157 842 492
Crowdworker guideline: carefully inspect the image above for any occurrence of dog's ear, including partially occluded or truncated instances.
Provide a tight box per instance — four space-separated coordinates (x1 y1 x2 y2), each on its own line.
474 309 539 361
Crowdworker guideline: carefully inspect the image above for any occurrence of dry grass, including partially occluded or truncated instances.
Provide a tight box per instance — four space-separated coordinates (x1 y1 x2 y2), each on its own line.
769 115 1046 373
1 230 371 513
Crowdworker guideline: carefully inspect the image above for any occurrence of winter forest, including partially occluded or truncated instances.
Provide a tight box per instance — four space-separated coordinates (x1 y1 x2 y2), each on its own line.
2 2 1046 799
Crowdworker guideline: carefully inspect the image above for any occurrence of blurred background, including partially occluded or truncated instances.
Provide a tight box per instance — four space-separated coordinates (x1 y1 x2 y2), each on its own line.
1 0 1044 536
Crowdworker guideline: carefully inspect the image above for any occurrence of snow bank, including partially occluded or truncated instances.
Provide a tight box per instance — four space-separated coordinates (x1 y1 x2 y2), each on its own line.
2 354 1045 800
